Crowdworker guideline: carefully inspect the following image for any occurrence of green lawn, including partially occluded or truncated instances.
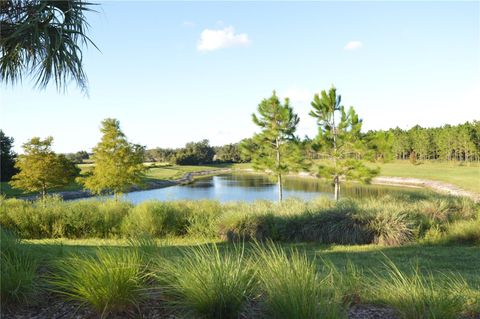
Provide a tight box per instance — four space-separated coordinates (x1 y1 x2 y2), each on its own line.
373 161 480 193
24 239 480 288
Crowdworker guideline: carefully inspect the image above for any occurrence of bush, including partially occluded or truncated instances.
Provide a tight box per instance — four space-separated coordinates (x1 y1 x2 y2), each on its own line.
48 248 145 316
156 244 255 319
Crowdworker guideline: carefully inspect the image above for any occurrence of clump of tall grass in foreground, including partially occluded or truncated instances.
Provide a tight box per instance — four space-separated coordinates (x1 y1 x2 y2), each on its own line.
0 229 38 304
368 259 471 319
48 248 145 318
156 244 255 319
254 242 346 319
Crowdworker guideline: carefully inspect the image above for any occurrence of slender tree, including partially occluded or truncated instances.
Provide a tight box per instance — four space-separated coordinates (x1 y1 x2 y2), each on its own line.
0 0 97 92
10 137 79 201
82 118 146 200
0 129 17 181
242 91 304 201
310 86 378 200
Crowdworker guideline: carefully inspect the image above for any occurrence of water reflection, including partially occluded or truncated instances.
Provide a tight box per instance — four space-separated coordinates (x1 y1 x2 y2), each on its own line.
115 173 419 204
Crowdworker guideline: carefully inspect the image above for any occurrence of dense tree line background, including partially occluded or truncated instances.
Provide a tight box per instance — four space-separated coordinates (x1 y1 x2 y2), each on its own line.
1 121 478 183
362 121 480 163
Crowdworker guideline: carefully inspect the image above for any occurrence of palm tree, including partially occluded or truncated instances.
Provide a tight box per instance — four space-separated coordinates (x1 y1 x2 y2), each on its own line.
0 0 97 92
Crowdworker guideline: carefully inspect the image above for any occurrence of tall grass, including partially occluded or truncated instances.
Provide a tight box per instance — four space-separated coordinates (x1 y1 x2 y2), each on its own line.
0 229 38 304
1 194 478 246
48 248 146 317
367 259 471 319
254 242 346 319
156 244 255 319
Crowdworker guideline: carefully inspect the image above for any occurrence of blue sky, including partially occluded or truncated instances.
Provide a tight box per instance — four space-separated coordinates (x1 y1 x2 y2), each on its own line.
2 1 479 153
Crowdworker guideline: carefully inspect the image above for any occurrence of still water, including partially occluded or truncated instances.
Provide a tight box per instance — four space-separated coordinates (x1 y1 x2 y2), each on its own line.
114 174 417 204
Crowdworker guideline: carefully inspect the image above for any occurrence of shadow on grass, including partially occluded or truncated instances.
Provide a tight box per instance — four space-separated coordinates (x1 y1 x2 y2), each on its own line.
22 239 480 288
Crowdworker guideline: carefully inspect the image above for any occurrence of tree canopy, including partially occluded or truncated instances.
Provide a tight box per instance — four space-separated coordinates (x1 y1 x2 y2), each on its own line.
9 136 79 199
242 91 305 201
82 118 146 198
310 86 378 200
0 0 97 92
0 130 17 182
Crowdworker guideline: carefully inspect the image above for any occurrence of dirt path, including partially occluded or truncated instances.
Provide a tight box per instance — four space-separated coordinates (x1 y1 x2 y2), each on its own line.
372 176 480 202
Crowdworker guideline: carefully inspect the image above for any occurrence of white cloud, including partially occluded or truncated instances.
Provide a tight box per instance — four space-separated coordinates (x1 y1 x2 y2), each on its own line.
197 26 250 52
281 86 311 103
344 41 363 50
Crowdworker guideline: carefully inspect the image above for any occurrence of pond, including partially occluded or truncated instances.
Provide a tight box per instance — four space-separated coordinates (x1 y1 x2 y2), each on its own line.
113 174 422 204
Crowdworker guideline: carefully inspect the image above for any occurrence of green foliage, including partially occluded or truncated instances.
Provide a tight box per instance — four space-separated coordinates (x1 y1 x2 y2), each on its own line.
9 137 79 199
122 200 189 237
0 196 131 238
64 150 90 164
0 0 97 92
0 229 38 304
243 91 305 201
255 243 346 319
156 244 255 319
442 219 480 245
369 260 471 319
82 119 146 197
0 194 477 247
174 139 215 165
48 248 145 317
0 129 17 182
214 143 244 163
386 121 480 162
310 86 378 200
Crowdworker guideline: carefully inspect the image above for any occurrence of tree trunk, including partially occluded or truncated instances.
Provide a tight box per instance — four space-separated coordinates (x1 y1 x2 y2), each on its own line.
334 175 340 201
278 173 283 202
275 138 283 202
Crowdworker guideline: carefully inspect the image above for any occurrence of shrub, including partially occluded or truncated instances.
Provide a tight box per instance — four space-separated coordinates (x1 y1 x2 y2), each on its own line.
48 248 145 317
368 211 413 246
156 244 255 319
254 243 346 319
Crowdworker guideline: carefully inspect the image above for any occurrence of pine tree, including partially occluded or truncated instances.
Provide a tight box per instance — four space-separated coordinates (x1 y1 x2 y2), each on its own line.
309 86 378 201
242 91 305 201
10 137 79 201
83 118 146 199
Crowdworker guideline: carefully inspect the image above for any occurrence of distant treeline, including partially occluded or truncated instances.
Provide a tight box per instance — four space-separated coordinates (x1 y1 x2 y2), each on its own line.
144 121 480 165
363 121 480 162
145 139 250 165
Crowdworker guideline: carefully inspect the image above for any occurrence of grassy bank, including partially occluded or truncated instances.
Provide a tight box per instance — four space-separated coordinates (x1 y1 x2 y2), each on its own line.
2 233 479 318
2 193 479 317
373 160 480 193
1 193 478 245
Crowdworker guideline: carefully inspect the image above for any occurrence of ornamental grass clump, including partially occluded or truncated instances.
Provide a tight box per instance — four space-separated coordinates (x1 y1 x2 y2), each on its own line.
48 248 146 318
156 244 255 319
0 229 38 305
254 242 346 319
368 259 471 319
